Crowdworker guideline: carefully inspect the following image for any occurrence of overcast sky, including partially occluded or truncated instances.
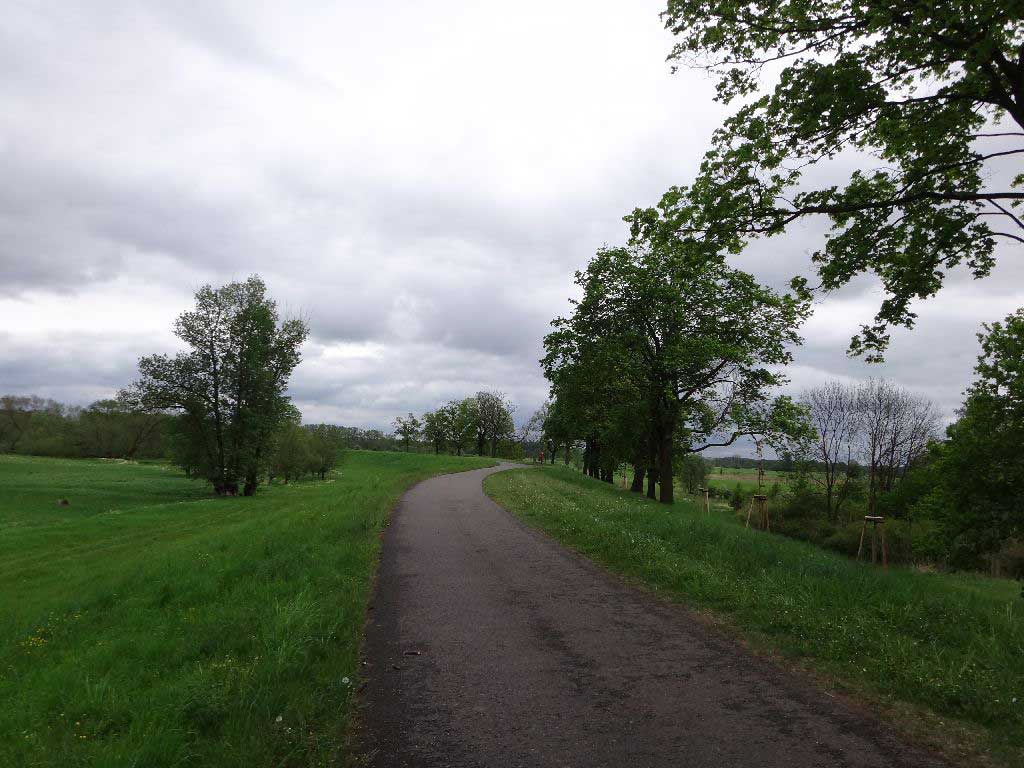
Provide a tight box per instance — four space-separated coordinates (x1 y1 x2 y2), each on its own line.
2 1 1022 440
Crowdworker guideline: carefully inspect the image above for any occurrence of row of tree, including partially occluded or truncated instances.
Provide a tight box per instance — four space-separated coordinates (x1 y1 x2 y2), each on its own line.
396 391 517 457
533 1 1024 567
797 379 941 521
0 395 166 459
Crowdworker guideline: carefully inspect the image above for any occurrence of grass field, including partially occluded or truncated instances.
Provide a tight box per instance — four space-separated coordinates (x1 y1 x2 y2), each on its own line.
705 466 791 493
0 451 495 767
485 466 1024 767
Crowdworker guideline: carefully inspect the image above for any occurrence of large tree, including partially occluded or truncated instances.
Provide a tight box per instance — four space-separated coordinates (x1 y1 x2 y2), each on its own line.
475 391 515 457
936 308 1024 563
446 398 478 456
545 230 811 503
392 413 422 452
124 276 308 495
657 0 1024 359
421 409 448 454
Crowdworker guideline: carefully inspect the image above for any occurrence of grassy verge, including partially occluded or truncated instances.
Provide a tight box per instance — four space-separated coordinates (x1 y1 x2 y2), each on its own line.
0 451 494 767
484 465 1023 767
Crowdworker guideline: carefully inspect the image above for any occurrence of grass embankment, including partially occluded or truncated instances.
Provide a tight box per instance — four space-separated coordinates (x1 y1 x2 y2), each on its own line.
0 451 494 767
485 465 1024 767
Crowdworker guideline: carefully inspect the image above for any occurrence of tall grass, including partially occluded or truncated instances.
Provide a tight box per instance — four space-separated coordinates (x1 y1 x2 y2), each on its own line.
485 466 1024 766
0 451 494 767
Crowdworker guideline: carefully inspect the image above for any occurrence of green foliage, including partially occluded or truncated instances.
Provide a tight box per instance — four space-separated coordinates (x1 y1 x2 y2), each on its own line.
421 409 448 454
0 395 165 460
0 451 496 767
124 276 308 495
269 423 310 483
447 398 480 456
485 467 1024 764
941 310 1024 563
656 0 1024 358
391 413 422 452
305 424 345 480
544 232 811 502
674 452 709 494
729 482 746 511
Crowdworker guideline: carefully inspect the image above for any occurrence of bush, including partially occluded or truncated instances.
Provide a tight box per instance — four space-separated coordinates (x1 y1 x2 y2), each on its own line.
822 519 921 565
729 483 746 511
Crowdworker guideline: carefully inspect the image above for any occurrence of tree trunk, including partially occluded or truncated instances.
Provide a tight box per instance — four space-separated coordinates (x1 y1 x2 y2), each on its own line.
658 430 673 504
630 464 645 493
646 467 657 499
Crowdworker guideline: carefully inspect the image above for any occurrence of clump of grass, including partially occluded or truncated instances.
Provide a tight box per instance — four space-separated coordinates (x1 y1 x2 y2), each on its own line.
485 466 1024 766
0 451 495 767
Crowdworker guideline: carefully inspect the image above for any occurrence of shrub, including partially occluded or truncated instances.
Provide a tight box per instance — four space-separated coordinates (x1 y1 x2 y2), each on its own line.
729 483 746 511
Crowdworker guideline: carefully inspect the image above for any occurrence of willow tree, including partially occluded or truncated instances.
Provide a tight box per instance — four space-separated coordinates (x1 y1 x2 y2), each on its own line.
657 0 1024 359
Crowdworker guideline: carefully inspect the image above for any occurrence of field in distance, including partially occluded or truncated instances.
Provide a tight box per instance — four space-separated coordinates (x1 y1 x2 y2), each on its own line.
0 451 495 767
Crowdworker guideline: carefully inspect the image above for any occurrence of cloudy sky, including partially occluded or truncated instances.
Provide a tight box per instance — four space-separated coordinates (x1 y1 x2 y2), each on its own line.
2 1 1022 437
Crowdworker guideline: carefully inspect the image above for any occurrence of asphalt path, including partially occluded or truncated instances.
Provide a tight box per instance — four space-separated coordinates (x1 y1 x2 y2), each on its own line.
360 463 946 767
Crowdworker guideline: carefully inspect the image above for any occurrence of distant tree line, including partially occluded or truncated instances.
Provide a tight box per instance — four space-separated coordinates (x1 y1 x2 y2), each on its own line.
0 395 166 459
395 391 519 458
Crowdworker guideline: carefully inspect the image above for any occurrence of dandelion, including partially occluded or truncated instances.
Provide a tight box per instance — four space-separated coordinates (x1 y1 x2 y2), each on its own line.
275 714 283 723
341 677 350 685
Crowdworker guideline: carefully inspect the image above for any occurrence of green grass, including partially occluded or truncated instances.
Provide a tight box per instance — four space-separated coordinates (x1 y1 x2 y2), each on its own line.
705 466 791 493
0 450 495 767
485 466 1024 767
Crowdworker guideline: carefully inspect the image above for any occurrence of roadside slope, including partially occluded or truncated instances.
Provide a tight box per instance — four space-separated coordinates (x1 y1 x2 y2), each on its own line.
484 466 1022 767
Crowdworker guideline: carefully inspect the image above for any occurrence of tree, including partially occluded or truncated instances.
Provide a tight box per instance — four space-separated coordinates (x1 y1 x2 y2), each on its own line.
800 381 860 521
541 398 576 466
447 398 478 456
421 410 448 454
306 424 344 479
475 391 514 457
392 413 422 452
0 396 64 453
545 230 811 503
519 405 547 454
124 276 309 495
855 379 941 514
657 0 1024 359
675 453 710 495
271 422 311 484
935 308 1024 564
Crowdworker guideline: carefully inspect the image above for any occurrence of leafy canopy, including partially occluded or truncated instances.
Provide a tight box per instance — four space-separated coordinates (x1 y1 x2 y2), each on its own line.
658 0 1024 358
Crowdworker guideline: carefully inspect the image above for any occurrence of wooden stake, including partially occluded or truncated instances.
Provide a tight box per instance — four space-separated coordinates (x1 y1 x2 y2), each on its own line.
858 516 886 568
697 486 710 515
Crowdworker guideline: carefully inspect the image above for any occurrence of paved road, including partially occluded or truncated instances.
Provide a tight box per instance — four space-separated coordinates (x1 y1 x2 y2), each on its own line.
360 464 945 767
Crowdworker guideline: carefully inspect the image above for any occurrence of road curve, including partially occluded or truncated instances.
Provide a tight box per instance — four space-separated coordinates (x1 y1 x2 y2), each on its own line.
359 464 945 768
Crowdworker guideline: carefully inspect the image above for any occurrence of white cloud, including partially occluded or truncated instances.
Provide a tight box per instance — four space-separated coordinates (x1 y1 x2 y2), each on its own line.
0 0 1020 432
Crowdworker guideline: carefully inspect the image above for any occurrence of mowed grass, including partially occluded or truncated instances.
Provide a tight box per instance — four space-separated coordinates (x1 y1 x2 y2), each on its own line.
485 466 1024 766
0 451 495 767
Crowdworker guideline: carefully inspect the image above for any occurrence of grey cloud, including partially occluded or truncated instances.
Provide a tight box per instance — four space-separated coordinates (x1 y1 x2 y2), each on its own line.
1 0 1020 436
